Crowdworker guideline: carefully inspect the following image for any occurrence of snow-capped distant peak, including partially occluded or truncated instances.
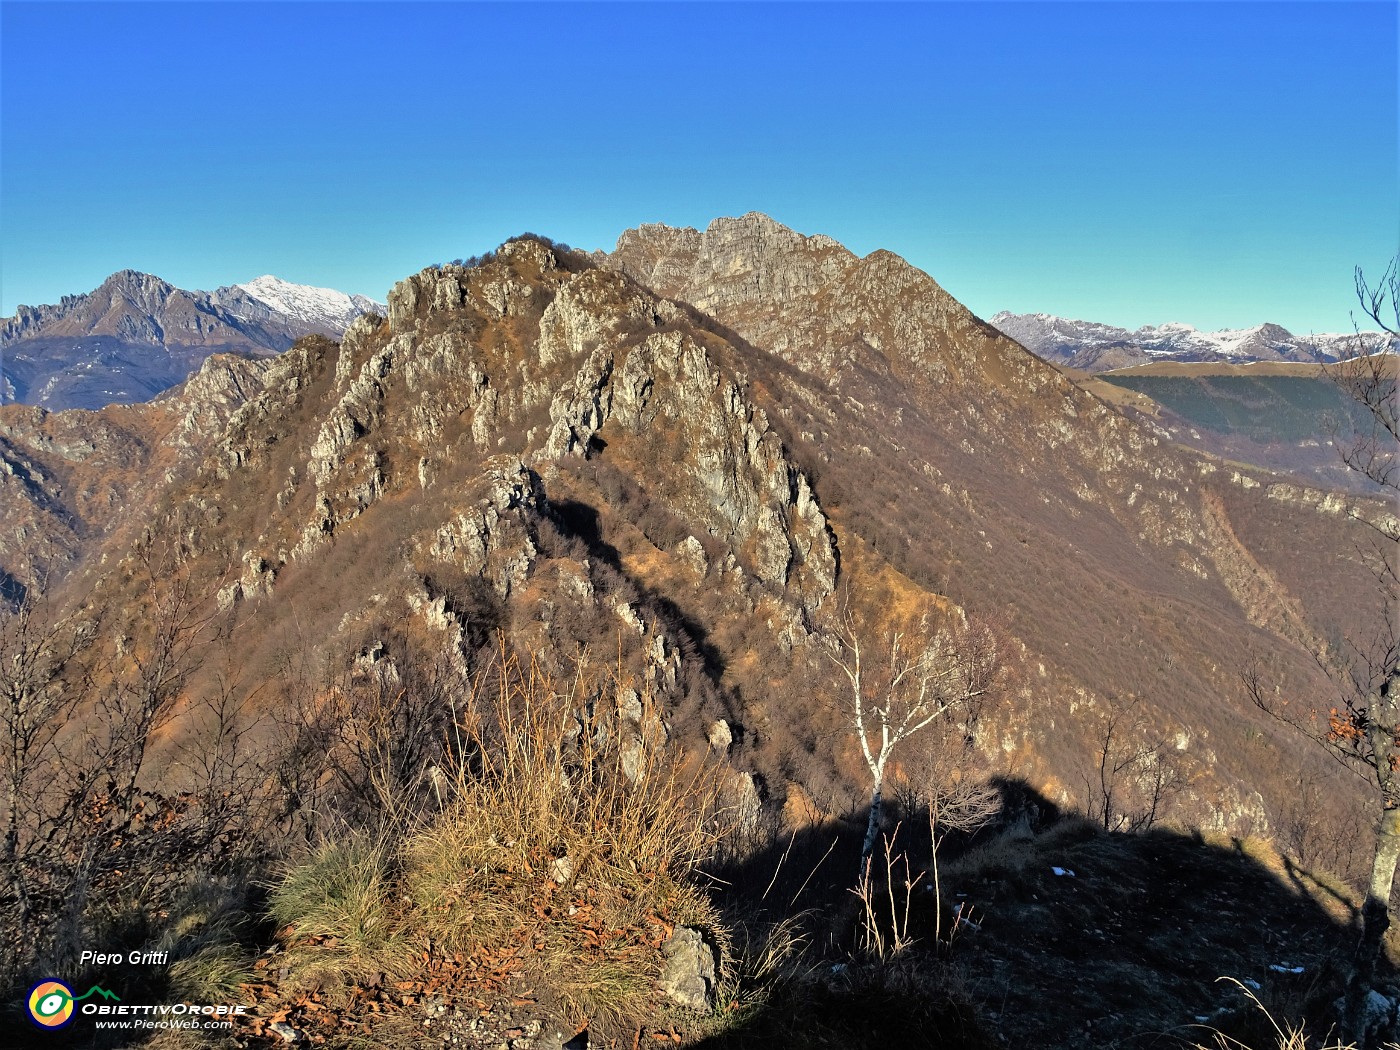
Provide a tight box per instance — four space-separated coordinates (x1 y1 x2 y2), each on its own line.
990 310 1395 371
236 275 385 333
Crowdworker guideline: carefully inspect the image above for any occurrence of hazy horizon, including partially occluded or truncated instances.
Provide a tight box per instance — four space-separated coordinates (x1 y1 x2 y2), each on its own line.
2 1 1395 335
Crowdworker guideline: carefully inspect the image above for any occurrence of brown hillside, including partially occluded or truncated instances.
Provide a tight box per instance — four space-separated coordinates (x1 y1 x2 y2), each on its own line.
22 219 1382 874
5 221 1395 1048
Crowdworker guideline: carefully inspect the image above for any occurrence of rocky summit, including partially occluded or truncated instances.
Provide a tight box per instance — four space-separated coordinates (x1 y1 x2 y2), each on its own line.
1 270 382 410
1 216 1392 1047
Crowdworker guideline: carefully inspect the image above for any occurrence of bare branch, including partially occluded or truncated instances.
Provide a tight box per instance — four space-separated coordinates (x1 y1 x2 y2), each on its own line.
823 594 999 878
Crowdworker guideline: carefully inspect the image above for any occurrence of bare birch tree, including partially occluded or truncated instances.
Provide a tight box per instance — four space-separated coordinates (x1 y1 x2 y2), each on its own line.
825 601 998 879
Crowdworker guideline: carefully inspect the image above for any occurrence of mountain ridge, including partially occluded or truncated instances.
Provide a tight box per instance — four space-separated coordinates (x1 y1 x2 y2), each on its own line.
991 309 1387 372
3 217 1392 1046
1 270 384 410
3 216 1387 856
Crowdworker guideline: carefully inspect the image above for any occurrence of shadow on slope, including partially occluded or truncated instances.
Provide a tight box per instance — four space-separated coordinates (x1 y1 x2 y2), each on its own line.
699 780 1381 1050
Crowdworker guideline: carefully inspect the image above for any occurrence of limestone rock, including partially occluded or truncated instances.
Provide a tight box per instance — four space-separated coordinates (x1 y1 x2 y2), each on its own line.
707 719 733 753
659 926 718 1011
423 457 546 598
542 324 836 612
310 346 394 486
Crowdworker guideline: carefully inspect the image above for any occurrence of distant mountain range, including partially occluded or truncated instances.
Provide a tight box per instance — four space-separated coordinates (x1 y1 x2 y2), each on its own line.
0 217 1387 1045
0 271 384 410
989 311 1388 372
9 270 1394 413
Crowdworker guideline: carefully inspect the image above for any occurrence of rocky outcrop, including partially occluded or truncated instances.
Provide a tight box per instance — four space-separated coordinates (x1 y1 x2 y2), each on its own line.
310 346 395 486
387 240 554 334
422 457 546 599
659 926 719 1011
162 353 276 457
615 330 835 601
541 323 836 610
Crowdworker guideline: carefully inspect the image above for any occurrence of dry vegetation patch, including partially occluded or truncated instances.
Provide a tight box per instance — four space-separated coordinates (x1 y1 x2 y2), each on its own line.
242 652 734 1046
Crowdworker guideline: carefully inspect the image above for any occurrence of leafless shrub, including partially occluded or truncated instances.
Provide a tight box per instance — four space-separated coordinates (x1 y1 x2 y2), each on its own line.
851 828 923 961
0 538 239 985
1081 696 1183 834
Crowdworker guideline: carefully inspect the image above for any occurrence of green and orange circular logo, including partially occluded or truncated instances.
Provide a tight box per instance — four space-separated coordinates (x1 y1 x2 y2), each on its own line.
27 979 76 1029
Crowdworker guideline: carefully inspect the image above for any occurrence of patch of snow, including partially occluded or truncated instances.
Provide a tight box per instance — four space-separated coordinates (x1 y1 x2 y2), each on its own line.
991 311 1398 366
236 275 385 333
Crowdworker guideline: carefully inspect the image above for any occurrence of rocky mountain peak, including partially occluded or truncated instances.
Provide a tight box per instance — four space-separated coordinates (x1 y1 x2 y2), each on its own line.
3 269 384 411
613 213 856 321
609 214 1025 393
101 268 173 292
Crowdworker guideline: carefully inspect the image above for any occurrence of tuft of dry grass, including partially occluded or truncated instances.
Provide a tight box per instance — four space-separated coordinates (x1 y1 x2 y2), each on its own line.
156 879 261 1002
267 836 414 998
265 645 732 1034
1190 977 1399 1050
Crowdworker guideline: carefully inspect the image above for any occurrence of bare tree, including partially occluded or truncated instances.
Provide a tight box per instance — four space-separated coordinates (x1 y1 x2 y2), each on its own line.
0 580 94 950
1329 260 1399 497
0 537 229 983
824 599 998 879
1250 259 1398 1047
169 667 274 859
1082 697 1182 834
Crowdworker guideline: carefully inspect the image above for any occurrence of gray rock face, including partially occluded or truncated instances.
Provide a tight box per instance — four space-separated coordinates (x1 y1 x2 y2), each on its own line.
536 268 658 371
542 324 836 611
162 353 276 457
423 457 546 598
614 213 854 328
1349 988 1399 1046
387 241 553 335
659 926 719 1011
310 345 394 486
731 772 762 836
610 212 980 384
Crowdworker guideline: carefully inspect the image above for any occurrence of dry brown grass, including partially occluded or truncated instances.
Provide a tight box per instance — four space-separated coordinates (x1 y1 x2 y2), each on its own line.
266 645 731 1033
1190 978 1399 1049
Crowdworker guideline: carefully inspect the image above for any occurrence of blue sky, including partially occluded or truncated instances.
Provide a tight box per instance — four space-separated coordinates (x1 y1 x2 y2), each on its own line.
1 1 1395 334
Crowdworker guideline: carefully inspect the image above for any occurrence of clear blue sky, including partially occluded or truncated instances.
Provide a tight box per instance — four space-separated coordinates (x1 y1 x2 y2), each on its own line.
2 1 1395 334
